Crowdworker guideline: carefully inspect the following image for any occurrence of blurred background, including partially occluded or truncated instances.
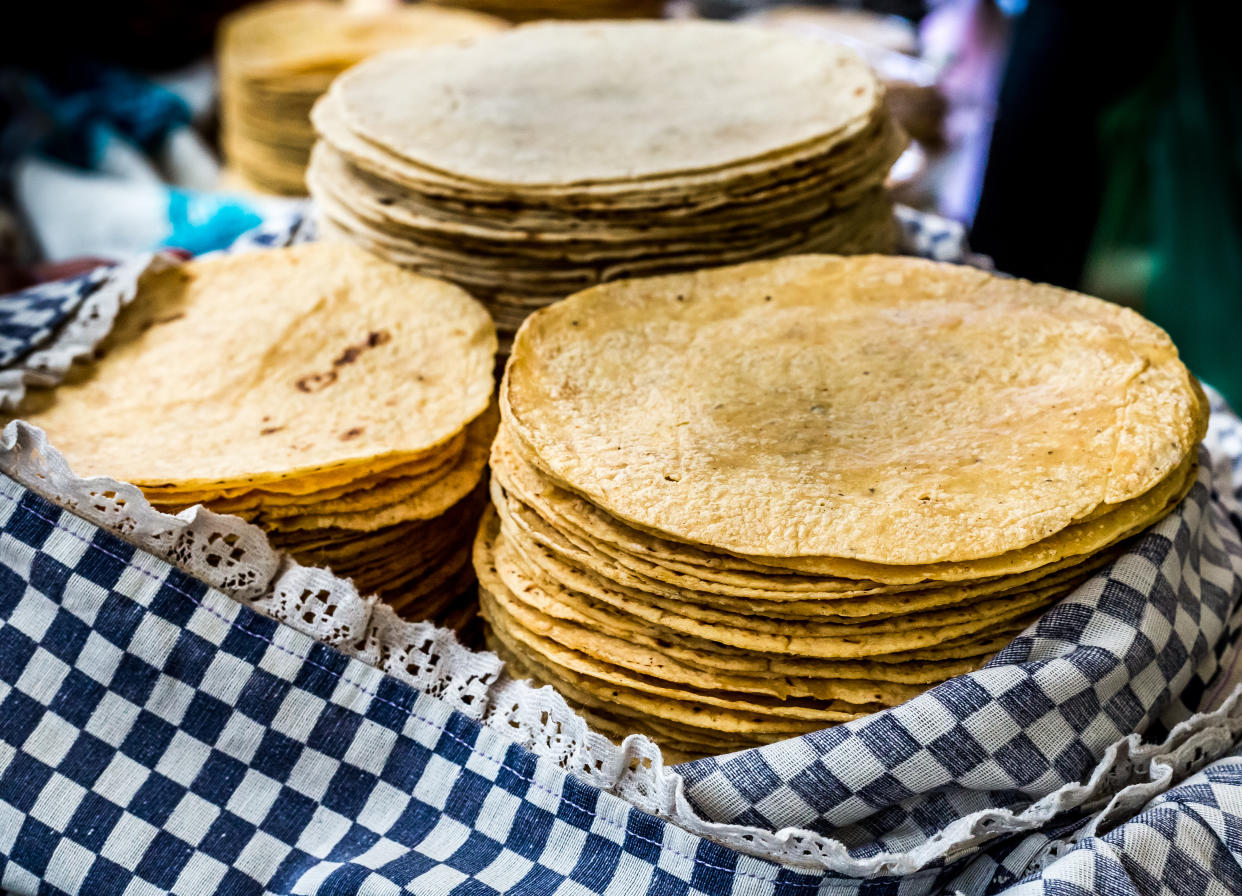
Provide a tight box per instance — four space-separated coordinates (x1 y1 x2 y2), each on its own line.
0 0 1238 401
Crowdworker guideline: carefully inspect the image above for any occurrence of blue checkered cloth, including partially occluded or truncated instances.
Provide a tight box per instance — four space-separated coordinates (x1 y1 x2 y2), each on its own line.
0 267 113 367
2 461 1242 895
3 211 1242 894
676 445 1242 851
0 480 827 895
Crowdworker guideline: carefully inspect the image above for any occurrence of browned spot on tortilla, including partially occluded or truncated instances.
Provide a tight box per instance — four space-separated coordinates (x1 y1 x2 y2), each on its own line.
341 427 365 440
334 346 364 366
334 329 393 367
296 371 337 392
260 426 284 436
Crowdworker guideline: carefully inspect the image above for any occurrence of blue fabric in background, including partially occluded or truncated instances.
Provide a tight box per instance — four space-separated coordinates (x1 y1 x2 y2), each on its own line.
2 64 275 258
1 65 190 170
164 189 262 256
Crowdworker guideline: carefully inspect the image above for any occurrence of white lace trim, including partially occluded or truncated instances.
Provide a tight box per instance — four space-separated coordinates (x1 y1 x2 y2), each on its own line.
0 254 174 411
4 416 1242 876
1019 685 1242 877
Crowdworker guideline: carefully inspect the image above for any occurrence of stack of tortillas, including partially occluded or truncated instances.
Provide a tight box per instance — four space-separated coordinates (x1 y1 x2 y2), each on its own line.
427 0 663 21
218 0 505 195
308 20 905 349
19 243 498 627
478 255 1209 760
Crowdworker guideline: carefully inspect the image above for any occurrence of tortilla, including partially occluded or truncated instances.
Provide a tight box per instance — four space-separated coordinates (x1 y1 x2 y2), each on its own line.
219 0 505 195
504 255 1207 564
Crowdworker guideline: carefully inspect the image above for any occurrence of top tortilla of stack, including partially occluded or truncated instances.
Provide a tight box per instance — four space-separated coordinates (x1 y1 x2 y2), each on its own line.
502 255 1208 568
318 20 886 191
19 242 497 493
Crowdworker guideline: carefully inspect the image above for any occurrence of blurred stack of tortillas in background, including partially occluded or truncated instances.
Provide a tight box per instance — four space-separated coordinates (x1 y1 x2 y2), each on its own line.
427 0 663 21
308 20 906 349
747 4 947 202
478 254 1209 760
18 243 498 630
746 5 944 141
218 0 505 195
749 5 920 55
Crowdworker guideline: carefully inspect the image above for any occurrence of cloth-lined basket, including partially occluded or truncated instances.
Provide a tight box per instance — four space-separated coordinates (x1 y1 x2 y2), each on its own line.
1 208 1241 895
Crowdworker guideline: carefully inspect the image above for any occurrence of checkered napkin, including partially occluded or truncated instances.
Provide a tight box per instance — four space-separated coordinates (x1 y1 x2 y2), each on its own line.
3 210 1242 894
676 428 1242 847
0 480 831 896
0 253 172 413
0 268 109 367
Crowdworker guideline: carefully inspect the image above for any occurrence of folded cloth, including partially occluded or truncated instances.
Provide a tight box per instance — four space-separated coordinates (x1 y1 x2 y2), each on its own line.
0 266 103 366
1 209 1240 894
